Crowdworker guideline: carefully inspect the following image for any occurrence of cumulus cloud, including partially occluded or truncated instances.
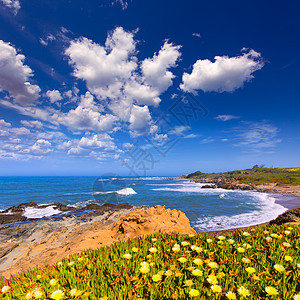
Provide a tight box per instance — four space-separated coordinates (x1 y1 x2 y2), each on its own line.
0 0 20 14
46 90 62 103
55 92 118 132
20 120 43 128
65 27 181 135
0 40 40 105
215 115 240 122
27 139 52 155
129 105 152 136
180 49 264 93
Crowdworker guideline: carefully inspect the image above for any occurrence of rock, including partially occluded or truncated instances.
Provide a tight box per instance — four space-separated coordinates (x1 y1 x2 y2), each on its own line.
0 205 195 278
201 185 217 189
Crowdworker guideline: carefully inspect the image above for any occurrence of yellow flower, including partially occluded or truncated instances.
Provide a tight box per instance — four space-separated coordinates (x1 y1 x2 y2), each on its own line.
252 274 260 280
189 289 200 297
237 247 245 253
211 285 222 293
294 294 300 300
265 286 278 296
266 237 272 242
226 291 237 299
189 234 195 237
263 230 269 234
57 261 62 266
287 226 293 230
140 261 149 267
25 291 33 299
175 271 183 277
33 289 43 299
191 258 202 267
218 235 226 240
132 247 138 252
99 297 108 300
192 269 203 276
285 255 293 261
195 246 203 253
149 247 158 253
207 275 218 285
297 264 300 269
184 280 194 287
208 261 219 268
172 244 181 252
178 257 188 263
245 267 256 274
190 245 197 251
187 266 195 271
50 279 58 286
123 253 132 259
283 242 291 247
151 238 157 241
50 290 65 300
146 254 152 259
152 274 162 282
140 266 150 274
274 264 285 272
165 270 173 276
271 233 278 238
243 243 252 249
70 289 82 297
181 241 190 246
77 257 84 262
68 261 74 267
36 275 42 280
242 257 251 263
217 272 225 279
228 239 235 244
243 232 250 236
238 286 250 297
1 286 10 293
150 262 155 267
207 238 213 243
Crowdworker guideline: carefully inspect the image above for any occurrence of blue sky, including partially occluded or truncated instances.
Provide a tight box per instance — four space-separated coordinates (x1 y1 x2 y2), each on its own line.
0 0 299 176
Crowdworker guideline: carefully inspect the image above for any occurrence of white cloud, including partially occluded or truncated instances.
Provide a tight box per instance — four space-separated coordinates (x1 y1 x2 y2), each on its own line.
0 40 40 105
28 139 52 155
192 33 201 38
46 90 62 103
55 92 118 132
67 133 116 157
233 121 281 151
180 48 264 93
215 115 240 122
0 119 11 127
20 120 43 129
0 0 20 14
123 142 133 149
65 27 181 135
39 34 56 46
200 137 215 144
112 0 128 10
129 105 152 136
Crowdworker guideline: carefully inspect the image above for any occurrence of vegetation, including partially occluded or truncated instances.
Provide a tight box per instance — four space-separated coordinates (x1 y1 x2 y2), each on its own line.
185 167 300 186
1 224 300 299
186 171 202 179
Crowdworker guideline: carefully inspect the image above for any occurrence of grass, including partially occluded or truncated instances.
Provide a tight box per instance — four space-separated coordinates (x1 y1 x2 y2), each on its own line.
0 224 300 299
184 167 300 186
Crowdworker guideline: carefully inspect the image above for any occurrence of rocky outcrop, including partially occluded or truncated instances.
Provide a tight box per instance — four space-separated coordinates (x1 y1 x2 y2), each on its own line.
269 207 300 225
0 205 195 278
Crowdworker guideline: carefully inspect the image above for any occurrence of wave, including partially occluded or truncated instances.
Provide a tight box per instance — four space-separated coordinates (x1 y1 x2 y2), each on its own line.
98 177 166 181
23 206 62 219
194 193 287 232
116 188 137 195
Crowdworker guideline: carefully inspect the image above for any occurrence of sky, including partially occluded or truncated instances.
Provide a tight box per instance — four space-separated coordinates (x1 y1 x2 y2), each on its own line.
0 0 299 176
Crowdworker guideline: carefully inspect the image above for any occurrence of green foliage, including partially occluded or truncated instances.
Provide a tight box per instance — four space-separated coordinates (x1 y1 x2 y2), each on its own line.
185 167 300 186
186 171 202 178
1 224 300 299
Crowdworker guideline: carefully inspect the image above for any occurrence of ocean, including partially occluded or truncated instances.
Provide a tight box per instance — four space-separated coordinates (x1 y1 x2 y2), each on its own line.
0 176 294 231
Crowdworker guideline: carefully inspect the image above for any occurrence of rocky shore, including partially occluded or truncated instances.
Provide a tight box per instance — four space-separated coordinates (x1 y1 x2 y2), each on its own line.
0 203 195 278
172 176 300 197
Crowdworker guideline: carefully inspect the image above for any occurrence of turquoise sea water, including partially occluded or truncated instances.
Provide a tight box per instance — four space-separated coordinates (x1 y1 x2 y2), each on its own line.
0 176 289 231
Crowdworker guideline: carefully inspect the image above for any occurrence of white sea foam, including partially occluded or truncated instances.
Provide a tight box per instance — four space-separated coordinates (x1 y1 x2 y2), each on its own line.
219 193 226 198
194 192 288 231
98 177 166 181
116 188 137 195
23 206 62 219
